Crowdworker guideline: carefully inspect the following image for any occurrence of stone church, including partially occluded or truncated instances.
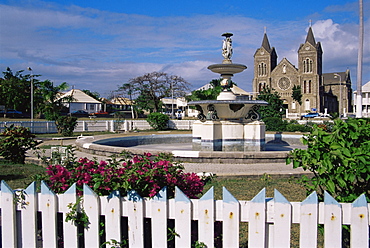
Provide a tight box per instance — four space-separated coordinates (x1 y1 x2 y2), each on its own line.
252 27 353 116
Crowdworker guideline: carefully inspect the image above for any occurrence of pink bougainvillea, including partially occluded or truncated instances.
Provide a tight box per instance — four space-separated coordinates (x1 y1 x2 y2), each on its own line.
45 153 204 198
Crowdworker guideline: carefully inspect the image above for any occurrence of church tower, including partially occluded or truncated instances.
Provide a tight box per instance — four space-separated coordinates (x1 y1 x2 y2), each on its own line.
297 26 323 112
253 32 277 94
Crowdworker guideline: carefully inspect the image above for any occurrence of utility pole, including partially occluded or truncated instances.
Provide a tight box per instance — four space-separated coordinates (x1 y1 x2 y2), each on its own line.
356 0 364 118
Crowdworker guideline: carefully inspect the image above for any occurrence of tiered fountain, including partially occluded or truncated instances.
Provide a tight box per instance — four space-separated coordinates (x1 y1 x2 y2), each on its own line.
188 33 268 152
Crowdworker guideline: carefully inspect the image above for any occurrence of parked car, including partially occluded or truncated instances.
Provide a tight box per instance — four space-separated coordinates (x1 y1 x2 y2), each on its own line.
301 112 320 119
0 109 24 118
70 110 89 117
89 110 110 117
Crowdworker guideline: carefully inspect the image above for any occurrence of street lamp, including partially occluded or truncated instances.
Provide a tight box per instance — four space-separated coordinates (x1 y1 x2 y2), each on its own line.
334 73 342 117
27 67 33 130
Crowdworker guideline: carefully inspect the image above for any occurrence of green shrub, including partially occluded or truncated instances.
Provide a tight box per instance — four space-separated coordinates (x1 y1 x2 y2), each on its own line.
263 117 287 131
287 118 370 202
55 116 78 136
146 112 169 130
0 125 40 164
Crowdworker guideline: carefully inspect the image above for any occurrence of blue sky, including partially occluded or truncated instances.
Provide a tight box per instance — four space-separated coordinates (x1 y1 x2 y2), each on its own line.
0 0 369 97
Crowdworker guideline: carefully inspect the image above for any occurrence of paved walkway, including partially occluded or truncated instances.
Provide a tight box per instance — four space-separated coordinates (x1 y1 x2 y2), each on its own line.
27 134 310 177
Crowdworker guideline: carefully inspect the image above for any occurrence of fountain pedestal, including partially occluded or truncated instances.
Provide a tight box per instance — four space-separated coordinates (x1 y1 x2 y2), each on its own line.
192 120 266 152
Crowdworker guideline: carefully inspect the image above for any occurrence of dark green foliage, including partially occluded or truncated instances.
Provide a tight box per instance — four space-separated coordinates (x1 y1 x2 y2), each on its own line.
291 85 302 105
257 86 285 119
186 79 223 101
0 125 40 164
287 118 370 202
146 112 169 130
55 116 78 136
263 117 287 131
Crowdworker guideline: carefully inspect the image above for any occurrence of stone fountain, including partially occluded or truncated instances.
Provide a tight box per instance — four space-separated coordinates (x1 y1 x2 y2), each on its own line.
188 33 268 152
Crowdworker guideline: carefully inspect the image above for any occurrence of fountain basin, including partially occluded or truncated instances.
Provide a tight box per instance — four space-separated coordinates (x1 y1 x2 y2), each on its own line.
207 63 247 75
75 133 306 164
188 100 268 120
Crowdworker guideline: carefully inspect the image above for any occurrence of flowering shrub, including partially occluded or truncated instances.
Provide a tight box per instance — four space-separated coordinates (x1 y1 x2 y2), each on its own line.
45 152 204 198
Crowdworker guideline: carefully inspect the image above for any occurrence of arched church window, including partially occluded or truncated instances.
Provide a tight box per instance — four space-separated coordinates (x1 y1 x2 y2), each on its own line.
303 58 313 73
258 63 267 76
305 99 310 111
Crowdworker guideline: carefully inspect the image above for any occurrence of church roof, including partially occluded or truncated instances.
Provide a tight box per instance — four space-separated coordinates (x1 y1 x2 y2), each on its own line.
305 27 316 46
322 70 350 86
262 33 271 52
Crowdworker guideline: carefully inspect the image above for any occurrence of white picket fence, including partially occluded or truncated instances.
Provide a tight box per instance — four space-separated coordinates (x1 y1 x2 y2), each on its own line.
1 180 369 248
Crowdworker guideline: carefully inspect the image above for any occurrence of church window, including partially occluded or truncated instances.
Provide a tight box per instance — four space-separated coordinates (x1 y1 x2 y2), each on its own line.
258 63 267 76
258 82 266 92
303 58 313 73
303 80 312 94
292 101 296 110
305 99 310 111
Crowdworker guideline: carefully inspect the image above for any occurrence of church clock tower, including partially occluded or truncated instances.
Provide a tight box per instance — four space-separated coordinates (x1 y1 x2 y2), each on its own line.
253 32 277 94
297 26 323 112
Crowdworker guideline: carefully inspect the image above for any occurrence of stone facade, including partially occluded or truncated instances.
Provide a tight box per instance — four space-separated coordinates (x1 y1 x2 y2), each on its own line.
253 27 353 115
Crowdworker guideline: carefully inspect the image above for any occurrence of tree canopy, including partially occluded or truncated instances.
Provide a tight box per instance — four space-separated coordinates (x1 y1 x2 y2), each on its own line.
256 86 285 119
119 72 190 113
185 79 223 101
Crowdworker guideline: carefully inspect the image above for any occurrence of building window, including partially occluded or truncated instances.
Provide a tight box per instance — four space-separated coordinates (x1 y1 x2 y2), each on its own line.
258 63 267 76
303 58 313 73
258 82 266 92
292 101 296 110
305 99 310 111
303 80 312 94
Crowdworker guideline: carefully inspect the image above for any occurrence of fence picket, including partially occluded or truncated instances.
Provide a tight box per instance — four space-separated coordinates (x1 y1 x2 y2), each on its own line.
198 187 215 247
19 182 38 248
104 191 122 245
151 187 168 248
350 194 369 247
248 188 266 247
174 187 192 247
1 181 17 248
299 191 318 248
59 183 79 247
222 187 240 247
127 190 144 247
40 181 58 247
83 184 101 248
324 191 342 248
272 189 292 247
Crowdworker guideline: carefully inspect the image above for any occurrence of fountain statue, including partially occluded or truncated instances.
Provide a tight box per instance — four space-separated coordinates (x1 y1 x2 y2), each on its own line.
188 33 268 152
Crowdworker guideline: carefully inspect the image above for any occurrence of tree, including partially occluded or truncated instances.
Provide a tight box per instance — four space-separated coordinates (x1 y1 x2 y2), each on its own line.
0 67 32 114
291 85 302 105
121 72 190 113
186 79 223 101
82 89 100 101
256 86 285 119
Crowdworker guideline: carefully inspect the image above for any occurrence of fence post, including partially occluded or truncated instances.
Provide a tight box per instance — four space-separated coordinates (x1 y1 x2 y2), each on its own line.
175 187 192 247
300 191 318 248
223 187 240 247
83 184 101 247
20 182 38 247
104 191 122 244
198 187 215 247
39 181 58 247
248 188 266 247
60 183 79 247
273 189 292 247
127 190 144 247
324 191 342 248
350 194 369 247
151 187 168 248
1 181 17 248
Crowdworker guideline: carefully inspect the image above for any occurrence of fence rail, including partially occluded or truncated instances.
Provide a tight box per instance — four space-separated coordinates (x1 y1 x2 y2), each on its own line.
1 180 369 247
0 119 195 134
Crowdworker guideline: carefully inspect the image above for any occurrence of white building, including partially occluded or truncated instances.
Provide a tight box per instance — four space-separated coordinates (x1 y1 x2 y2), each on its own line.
353 81 370 117
58 89 102 114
